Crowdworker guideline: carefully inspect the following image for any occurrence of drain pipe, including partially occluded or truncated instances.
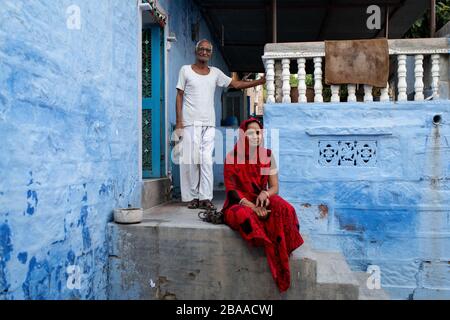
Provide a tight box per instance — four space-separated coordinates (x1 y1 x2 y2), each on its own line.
433 114 442 126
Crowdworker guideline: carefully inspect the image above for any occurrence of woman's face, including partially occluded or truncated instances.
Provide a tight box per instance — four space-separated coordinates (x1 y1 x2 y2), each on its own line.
245 121 262 147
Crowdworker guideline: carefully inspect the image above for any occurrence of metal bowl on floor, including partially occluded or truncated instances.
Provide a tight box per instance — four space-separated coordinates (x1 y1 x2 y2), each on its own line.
114 208 143 224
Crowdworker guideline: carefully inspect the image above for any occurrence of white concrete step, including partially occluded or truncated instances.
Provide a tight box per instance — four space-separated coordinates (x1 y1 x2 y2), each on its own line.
107 200 375 300
141 178 171 210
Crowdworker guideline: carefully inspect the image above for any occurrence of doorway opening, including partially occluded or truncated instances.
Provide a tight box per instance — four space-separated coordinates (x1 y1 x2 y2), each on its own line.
141 11 166 179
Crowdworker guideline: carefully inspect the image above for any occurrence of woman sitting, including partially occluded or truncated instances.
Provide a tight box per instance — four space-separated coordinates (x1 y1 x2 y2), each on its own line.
222 118 304 292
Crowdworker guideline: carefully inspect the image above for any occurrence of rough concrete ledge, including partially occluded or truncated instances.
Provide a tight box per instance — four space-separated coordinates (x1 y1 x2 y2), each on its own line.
141 178 171 210
107 201 384 300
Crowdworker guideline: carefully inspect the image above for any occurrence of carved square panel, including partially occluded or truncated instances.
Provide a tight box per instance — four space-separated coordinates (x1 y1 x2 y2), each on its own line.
318 140 377 167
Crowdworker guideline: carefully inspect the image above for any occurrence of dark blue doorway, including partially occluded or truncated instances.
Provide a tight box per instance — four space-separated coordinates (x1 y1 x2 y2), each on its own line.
142 25 165 178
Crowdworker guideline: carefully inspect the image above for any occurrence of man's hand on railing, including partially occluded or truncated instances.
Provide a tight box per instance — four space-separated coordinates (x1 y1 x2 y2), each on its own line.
259 74 266 86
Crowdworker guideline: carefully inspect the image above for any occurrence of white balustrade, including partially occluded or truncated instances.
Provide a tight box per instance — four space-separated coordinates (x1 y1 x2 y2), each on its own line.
431 54 440 99
297 58 307 103
265 59 275 104
281 59 291 103
313 57 323 103
262 38 448 104
364 85 373 102
397 54 407 101
380 83 390 102
348 84 357 102
414 54 424 101
331 85 340 102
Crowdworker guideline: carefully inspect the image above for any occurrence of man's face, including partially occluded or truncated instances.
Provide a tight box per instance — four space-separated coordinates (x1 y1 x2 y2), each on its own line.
196 42 212 62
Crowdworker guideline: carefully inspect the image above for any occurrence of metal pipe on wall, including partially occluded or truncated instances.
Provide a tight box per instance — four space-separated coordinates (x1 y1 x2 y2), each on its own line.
385 6 389 38
430 0 436 37
272 0 277 43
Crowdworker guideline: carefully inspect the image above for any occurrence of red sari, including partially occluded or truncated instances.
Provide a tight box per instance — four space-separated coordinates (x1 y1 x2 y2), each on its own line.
222 118 304 292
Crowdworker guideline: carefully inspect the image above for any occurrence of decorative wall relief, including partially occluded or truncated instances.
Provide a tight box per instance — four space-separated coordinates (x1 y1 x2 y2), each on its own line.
318 140 377 167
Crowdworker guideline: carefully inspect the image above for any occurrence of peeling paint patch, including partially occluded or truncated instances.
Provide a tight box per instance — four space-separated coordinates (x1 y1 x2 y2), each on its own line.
156 276 177 300
25 189 38 216
27 171 34 186
82 188 88 203
78 206 91 250
318 204 328 219
67 250 76 265
99 183 113 196
0 223 13 293
0 224 13 261
22 257 51 300
17 252 28 264
343 224 360 232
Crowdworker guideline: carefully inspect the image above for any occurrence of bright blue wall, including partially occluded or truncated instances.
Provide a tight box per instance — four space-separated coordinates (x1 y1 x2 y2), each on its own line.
0 0 231 299
0 0 141 299
265 101 450 299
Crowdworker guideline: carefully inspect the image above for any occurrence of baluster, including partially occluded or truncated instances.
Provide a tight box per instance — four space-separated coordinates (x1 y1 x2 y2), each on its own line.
347 84 357 102
313 57 323 103
364 85 373 102
431 54 440 99
397 54 407 101
275 61 282 103
265 59 275 104
282 59 291 103
414 54 424 101
331 85 340 102
380 82 390 102
297 58 307 103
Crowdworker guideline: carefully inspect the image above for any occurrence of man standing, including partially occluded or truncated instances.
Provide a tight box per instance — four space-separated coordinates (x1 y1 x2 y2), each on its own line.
176 39 265 209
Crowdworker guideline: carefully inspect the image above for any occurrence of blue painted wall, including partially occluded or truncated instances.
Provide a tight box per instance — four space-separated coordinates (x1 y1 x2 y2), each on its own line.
265 101 450 299
157 0 231 194
0 0 231 299
0 0 141 299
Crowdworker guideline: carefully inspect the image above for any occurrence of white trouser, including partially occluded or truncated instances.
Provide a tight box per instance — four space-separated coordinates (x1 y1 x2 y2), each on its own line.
179 125 215 202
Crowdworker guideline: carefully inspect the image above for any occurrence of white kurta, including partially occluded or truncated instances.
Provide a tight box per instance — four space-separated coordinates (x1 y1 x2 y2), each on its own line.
176 65 232 202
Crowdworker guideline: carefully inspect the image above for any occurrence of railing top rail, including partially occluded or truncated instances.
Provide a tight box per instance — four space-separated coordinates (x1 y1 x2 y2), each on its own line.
262 38 450 60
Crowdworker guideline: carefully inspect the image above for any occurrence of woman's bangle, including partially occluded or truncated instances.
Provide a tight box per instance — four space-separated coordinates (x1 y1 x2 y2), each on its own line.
262 190 270 198
239 198 247 205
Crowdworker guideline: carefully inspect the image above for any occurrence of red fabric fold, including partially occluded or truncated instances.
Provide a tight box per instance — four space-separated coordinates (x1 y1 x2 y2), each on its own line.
222 118 304 292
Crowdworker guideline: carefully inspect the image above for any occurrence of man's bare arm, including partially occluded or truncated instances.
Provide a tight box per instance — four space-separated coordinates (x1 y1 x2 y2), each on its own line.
229 75 266 90
176 89 184 130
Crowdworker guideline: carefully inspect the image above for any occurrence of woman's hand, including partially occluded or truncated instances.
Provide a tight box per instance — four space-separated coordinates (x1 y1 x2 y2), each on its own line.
252 206 269 220
256 191 270 207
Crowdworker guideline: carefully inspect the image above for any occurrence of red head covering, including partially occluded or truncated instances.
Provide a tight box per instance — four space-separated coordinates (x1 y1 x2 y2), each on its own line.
229 117 271 166
222 119 304 294
223 118 272 210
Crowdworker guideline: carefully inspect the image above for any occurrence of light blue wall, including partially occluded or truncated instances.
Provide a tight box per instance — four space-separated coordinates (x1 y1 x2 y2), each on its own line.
0 0 231 299
158 0 231 194
264 101 450 299
0 0 141 299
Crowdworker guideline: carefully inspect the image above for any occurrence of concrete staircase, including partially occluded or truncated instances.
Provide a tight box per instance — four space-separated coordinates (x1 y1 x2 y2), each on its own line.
107 201 389 300
141 178 172 210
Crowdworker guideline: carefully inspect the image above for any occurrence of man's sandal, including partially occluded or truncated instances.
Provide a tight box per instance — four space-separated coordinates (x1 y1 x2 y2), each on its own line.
198 209 224 224
199 200 216 210
187 199 200 209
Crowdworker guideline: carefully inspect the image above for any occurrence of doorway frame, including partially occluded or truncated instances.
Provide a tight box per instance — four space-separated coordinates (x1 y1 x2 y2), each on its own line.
138 0 169 183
